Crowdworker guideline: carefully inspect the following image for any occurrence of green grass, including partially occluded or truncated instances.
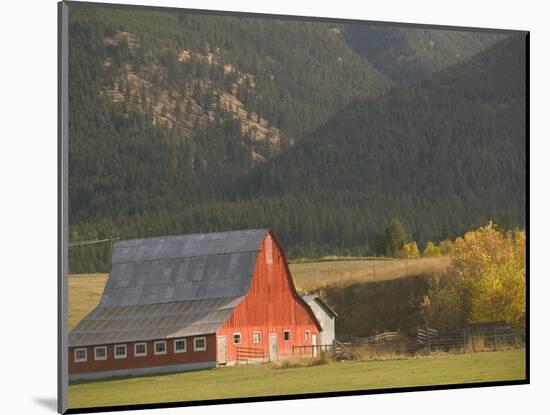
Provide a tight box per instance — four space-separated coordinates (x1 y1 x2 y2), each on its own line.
69 349 525 409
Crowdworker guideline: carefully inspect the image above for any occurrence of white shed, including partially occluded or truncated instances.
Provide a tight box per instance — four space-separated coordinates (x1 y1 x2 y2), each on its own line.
302 295 338 346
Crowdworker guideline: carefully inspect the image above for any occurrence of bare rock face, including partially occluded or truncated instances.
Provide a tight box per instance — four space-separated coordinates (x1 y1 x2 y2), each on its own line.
100 31 286 164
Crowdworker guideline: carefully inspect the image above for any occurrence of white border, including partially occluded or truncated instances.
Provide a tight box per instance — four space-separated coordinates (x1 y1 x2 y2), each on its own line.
4 1 546 414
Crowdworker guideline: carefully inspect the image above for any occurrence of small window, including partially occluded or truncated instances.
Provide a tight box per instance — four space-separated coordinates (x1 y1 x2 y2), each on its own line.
74 348 87 363
233 333 241 345
114 344 127 359
134 343 147 357
284 330 291 341
305 331 311 343
154 341 167 355
174 338 187 353
253 332 261 344
194 337 206 351
94 346 107 361
265 236 273 264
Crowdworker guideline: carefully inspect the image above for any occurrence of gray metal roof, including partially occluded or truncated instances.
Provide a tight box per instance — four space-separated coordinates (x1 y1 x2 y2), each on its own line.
302 295 338 317
101 229 268 308
69 229 269 347
70 297 243 347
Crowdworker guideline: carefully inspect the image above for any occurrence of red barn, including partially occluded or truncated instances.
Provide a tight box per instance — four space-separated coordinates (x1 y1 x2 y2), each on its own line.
68 229 322 381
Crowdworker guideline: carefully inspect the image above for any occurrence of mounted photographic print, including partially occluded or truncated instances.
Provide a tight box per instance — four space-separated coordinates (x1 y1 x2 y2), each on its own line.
58 1 528 413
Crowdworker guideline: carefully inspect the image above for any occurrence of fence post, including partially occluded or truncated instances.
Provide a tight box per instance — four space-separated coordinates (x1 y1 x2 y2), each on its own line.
426 323 431 354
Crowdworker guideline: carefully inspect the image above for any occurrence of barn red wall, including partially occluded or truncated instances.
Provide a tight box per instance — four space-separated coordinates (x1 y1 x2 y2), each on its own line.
217 233 321 362
69 334 216 374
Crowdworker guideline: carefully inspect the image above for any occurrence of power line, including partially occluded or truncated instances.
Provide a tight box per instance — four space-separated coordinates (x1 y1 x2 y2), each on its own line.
68 237 120 247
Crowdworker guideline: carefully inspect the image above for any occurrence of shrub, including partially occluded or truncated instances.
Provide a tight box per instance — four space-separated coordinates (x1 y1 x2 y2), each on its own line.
272 353 331 369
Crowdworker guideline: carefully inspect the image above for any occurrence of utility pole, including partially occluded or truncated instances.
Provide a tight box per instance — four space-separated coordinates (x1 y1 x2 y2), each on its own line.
68 236 120 272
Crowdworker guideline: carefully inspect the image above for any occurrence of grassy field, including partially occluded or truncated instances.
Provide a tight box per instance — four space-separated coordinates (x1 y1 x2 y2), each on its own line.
68 349 525 409
289 256 450 291
68 273 107 330
68 257 449 329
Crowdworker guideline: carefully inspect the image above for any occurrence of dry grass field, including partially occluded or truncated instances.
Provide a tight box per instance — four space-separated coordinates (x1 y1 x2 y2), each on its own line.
68 273 108 330
290 256 450 291
68 257 449 329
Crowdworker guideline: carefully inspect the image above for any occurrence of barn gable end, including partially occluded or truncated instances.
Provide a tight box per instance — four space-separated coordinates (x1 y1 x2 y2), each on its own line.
218 233 322 363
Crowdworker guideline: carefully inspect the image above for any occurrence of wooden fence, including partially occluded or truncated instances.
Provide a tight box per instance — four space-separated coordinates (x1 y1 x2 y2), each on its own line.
236 346 266 364
334 325 524 357
291 344 336 357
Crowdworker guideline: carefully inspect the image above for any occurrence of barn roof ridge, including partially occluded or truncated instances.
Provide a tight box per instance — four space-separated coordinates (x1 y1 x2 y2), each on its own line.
113 228 272 247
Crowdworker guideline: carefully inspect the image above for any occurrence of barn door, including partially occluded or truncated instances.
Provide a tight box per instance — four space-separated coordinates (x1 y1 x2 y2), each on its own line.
312 334 318 357
217 336 227 365
269 333 278 362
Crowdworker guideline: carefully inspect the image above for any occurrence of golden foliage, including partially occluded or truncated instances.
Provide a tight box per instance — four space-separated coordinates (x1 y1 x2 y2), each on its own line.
398 241 420 258
451 224 526 329
421 224 526 331
423 241 441 257
438 239 454 255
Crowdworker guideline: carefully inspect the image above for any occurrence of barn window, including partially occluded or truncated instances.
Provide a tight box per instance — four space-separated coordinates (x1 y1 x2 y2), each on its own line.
194 337 207 351
74 348 87 363
94 346 107 361
233 333 242 344
284 330 291 341
114 344 127 359
265 236 273 265
253 332 261 344
134 343 147 357
154 341 167 355
174 339 187 353
305 331 311 343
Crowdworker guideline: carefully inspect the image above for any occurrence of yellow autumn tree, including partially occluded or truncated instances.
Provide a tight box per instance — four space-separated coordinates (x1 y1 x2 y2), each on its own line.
423 241 441 257
398 241 420 258
438 239 453 255
451 224 526 329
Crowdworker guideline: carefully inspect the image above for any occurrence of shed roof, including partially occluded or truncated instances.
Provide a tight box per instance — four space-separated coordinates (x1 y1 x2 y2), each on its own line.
302 295 338 318
69 229 269 347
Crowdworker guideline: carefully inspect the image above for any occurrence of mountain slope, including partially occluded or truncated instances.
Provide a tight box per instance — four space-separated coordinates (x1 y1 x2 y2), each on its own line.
68 5 391 223
235 34 526 247
344 24 506 82
67 4 526 271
